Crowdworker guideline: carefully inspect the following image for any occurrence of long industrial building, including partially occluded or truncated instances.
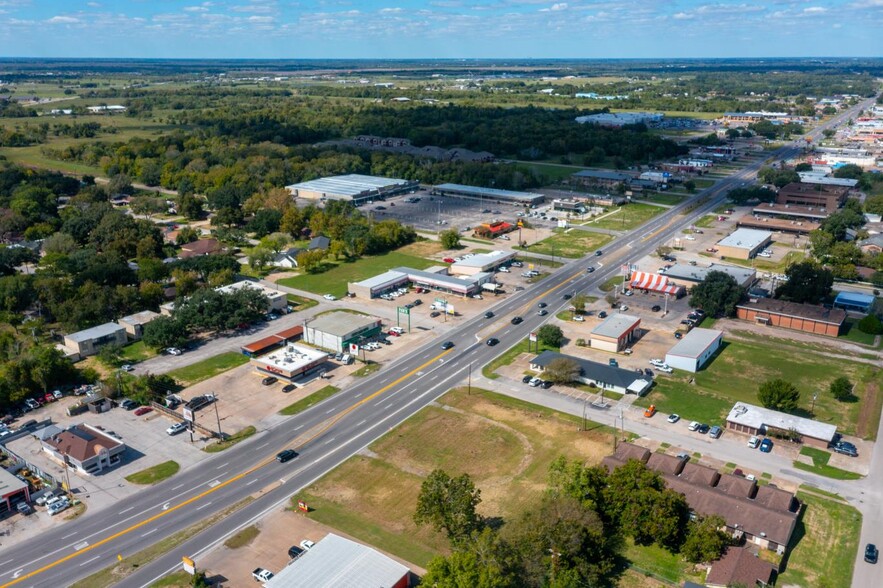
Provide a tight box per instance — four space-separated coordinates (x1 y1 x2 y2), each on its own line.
285 174 418 204
431 183 545 206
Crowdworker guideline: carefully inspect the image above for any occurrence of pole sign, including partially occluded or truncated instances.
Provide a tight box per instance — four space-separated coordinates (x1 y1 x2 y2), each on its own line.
349 343 359 354
182 556 196 575
529 332 538 342
445 304 455 315
182 407 194 423
397 306 410 316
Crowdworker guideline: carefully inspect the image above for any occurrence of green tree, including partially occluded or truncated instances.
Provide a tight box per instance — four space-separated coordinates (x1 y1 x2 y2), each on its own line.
179 194 204 220
422 528 519 588
543 358 581 384
175 226 200 245
684 180 696 193
570 294 590 314
775 262 833 304
142 316 188 350
689 271 743 317
830 376 853 401
865 195 883 216
857 314 882 335
440 228 462 249
758 378 801 412
681 515 731 563
414 469 483 544
248 247 273 272
547 457 609 516
536 324 564 348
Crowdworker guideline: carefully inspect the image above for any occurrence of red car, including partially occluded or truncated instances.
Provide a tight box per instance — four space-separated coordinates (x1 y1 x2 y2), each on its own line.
43 393 56 404
133 407 152 416
442 258 455 264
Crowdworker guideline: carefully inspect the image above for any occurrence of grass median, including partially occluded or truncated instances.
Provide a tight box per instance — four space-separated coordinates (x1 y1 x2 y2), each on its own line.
203 426 256 453
125 461 180 485
279 385 340 416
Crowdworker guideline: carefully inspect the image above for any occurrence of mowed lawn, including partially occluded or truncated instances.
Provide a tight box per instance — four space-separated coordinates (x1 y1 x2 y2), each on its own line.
277 251 434 297
166 352 249 386
298 387 617 567
635 338 882 438
587 202 665 231
528 229 611 258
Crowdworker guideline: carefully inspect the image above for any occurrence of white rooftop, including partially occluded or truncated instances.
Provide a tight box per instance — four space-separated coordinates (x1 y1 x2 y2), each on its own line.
118 310 160 326
716 228 772 250
591 313 641 339
256 343 328 373
450 250 515 269
285 174 412 197
65 322 124 343
308 312 379 337
216 280 285 300
264 533 410 588
0 467 27 497
667 328 723 359
727 402 838 442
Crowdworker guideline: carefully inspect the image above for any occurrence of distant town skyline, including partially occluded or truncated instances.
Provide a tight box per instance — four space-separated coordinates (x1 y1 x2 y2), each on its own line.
0 0 880 59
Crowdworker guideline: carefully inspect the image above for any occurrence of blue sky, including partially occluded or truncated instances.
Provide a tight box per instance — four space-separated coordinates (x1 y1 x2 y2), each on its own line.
0 1 880 58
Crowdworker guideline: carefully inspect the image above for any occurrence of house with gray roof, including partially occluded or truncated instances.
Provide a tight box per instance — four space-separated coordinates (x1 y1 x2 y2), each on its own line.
529 351 651 395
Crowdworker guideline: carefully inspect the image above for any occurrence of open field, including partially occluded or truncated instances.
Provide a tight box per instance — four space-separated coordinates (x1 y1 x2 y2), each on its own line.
482 338 557 379
285 293 319 312
586 202 664 231
298 386 616 568
203 426 256 453
795 447 862 480
635 338 883 437
120 341 158 363
277 251 434 297
776 492 861 588
639 193 686 206
720 250 806 274
124 461 180 485
528 229 611 258
166 352 249 386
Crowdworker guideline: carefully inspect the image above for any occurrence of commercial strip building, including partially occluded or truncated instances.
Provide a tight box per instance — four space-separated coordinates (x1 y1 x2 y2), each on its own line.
797 172 859 188
529 351 652 395
285 174 418 205
603 442 799 554
61 322 128 361
722 111 790 126
726 403 838 449
776 182 849 210
117 310 160 340
431 183 545 206
628 271 686 298
589 314 642 353
736 298 846 337
265 533 410 588
40 423 126 475
661 264 756 289
0 468 30 515
664 328 723 373
833 291 876 314
449 250 516 275
715 228 772 260
304 312 383 353
240 326 304 357
751 201 831 221
250 343 329 381
348 266 493 299
736 214 821 235
574 111 663 127
571 169 631 190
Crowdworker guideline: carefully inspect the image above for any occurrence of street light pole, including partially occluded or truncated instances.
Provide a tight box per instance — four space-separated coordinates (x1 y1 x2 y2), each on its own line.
213 396 222 439
468 362 472 395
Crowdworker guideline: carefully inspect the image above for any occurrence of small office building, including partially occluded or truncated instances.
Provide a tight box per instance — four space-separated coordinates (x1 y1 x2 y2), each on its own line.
715 228 772 260
304 312 383 353
450 251 516 275
216 280 288 313
833 291 875 314
662 264 756 289
726 402 838 449
41 423 127 475
117 310 160 340
736 298 846 337
62 323 128 360
590 314 642 353
664 328 723 373
251 344 328 381
529 351 652 395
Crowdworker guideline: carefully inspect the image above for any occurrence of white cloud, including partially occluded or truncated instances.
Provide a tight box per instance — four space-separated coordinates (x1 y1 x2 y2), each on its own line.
550 2 568 10
672 11 693 19
803 6 828 12
380 7 403 13
47 15 79 24
184 6 210 12
86 1 101 7
248 15 274 22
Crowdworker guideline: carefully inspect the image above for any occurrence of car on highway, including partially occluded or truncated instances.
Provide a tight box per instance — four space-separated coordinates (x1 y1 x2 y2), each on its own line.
586 266 595 273
486 338 499 346
595 250 603 256
323 294 336 301
562 294 572 300
651 305 662 312
747 436 760 449
865 543 878 564
276 449 298 463
441 341 454 350
759 438 774 453
262 376 278 386
538 302 547 308
484 311 494 319
282 384 296 393
133 407 152 416
667 413 680 423
166 422 187 436
537 309 547 316
511 316 523 325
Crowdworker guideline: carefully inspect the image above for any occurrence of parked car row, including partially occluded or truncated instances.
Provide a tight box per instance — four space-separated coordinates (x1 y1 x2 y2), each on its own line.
522 375 553 389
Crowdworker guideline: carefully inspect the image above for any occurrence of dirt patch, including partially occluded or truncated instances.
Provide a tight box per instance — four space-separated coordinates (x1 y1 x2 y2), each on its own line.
856 379 879 439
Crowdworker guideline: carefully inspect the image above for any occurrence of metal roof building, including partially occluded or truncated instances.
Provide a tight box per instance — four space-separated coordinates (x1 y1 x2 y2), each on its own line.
590 313 642 353
715 228 772 260
285 174 418 204
662 263 756 289
432 183 545 205
348 267 491 298
665 328 723 373
833 291 876 313
726 402 838 448
450 250 516 275
265 533 410 588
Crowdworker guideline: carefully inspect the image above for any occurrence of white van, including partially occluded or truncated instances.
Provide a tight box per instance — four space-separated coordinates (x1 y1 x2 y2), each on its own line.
341 354 353 365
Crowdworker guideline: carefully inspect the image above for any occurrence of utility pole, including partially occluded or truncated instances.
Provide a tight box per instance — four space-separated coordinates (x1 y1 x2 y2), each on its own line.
468 362 472 395
213 396 222 439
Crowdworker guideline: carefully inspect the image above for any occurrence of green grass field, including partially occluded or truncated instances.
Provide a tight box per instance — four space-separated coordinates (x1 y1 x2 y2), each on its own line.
120 341 158 363
720 250 806 274
125 461 180 485
776 492 861 588
794 447 863 480
840 318 880 347
586 203 664 231
528 229 611 259
639 193 686 206
285 293 319 312
599 275 625 292
279 385 341 416
693 214 719 229
635 338 883 436
277 251 434 297
166 352 248 386
482 338 556 379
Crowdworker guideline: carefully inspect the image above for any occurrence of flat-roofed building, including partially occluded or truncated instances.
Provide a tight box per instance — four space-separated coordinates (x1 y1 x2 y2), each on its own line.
529 351 651 395
571 169 632 189
736 298 846 337
590 314 641 353
117 310 160 340
736 214 821 234
776 182 849 210
240 326 304 357
348 267 491 299
664 328 723 373
0 468 30 515
716 228 772 260
216 280 288 312
751 202 832 221
304 312 383 353
251 343 328 381
450 251 516 275
798 172 859 188
726 402 837 448
833 291 876 314
432 183 544 206
662 263 756 289
62 322 127 360
41 423 126 475
285 174 418 205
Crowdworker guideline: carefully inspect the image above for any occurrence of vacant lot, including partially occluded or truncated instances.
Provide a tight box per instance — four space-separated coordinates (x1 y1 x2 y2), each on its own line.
529 229 611 258
634 337 882 437
640 193 686 206
587 202 664 231
166 352 249 386
278 251 434 297
298 387 615 567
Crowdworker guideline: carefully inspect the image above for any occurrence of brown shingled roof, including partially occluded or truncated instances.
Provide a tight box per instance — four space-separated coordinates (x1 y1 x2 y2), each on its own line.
678 462 720 487
714 473 758 499
754 484 798 513
706 546 775 588
612 441 651 463
43 424 123 462
646 453 687 476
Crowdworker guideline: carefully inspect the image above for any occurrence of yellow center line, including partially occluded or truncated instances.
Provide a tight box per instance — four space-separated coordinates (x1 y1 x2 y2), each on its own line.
1 349 453 587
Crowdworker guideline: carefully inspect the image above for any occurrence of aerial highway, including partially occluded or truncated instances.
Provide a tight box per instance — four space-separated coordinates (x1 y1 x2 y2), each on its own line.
0 97 874 588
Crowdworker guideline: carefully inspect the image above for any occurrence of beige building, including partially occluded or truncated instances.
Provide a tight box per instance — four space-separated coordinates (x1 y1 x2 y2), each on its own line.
117 310 161 340
715 228 772 260
589 314 641 353
62 323 128 360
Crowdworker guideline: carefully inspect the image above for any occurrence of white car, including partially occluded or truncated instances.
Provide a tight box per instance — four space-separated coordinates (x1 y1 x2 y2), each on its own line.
300 539 316 551
619 305 629 311
649 359 664 367
747 436 760 449
573 315 585 322
498 267 510 273
166 422 187 436
48 498 70 516
323 294 337 301
688 421 700 431
685 235 696 241
165 347 182 356
656 365 673 374
120 364 134 372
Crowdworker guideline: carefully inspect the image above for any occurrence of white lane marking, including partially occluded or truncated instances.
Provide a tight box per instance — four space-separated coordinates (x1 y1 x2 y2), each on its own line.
73 541 89 550
215 462 229 469
256 442 269 449
118 507 134 515
294 425 304 431
246 478 259 486
196 501 213 511
356 419 367 426
208 480 220 488
11 569 23 579
323 437 336 445
162 502 170 511
79 556 100 567
62 532 78 539
171 484 184 491
325 407 336 414
354 393 363 398
141 528 158 537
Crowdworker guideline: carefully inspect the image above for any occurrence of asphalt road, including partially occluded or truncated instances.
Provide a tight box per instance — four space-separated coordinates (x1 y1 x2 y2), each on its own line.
0 99 875 588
